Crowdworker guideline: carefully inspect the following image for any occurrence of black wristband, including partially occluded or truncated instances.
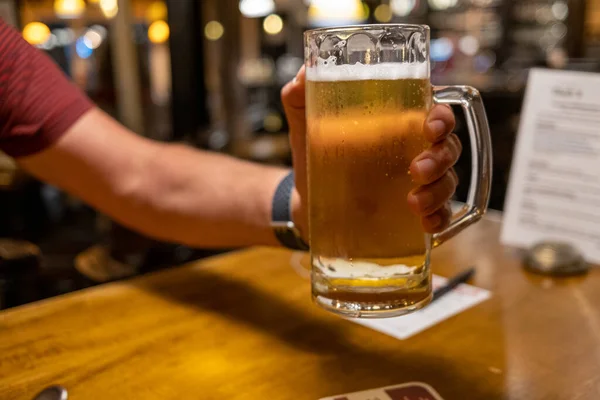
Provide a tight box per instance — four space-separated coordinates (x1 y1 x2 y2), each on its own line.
271 171 309 251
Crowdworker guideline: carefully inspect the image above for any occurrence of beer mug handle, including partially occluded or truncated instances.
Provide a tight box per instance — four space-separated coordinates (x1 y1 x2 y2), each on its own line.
431 86 493 247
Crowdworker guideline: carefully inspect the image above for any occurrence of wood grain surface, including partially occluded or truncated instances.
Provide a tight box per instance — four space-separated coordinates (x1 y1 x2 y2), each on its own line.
1 215 600 400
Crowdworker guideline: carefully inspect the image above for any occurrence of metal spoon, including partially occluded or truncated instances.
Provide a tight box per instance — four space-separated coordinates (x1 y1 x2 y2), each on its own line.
33 386 68 400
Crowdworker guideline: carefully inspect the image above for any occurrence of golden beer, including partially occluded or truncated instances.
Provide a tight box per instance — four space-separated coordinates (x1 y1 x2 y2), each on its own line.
307 76 433 311
305 24 492 318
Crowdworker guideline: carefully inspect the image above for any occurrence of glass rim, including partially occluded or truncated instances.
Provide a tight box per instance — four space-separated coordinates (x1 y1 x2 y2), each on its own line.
304 23 430 36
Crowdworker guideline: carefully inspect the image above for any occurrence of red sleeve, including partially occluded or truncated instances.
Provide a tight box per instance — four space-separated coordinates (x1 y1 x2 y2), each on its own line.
0 18 94 158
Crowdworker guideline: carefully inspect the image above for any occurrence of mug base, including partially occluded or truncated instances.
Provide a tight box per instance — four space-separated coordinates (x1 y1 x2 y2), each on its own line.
313 291 432 319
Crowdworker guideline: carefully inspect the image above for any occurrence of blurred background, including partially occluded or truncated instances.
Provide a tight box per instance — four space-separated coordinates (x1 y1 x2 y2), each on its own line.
0 0 598 308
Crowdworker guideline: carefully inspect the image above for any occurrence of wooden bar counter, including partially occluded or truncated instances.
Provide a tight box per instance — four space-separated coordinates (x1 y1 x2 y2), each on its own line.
1 215 600 399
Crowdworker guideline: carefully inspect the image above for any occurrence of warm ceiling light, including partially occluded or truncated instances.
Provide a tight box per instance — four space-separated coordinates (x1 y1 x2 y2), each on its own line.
148 20 170 44
204 20 224 41
239 0 275 18
100 0 118 19
22 22 51 45
428 0 458 11
263 14 283 35
146 1 167 22
374 4 392 22
308 0 365 26
54 0 86 19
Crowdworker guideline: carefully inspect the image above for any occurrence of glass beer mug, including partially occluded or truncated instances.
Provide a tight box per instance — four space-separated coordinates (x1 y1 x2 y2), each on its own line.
305 24 492 318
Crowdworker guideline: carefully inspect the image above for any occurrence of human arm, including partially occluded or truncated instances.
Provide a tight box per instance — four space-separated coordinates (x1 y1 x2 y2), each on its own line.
0 18 291 248
1 18 457 249
19 109 292 248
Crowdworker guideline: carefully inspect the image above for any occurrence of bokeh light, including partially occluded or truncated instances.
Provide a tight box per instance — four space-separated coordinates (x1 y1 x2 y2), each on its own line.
390 0 416 16
308 0 365 26
38 34 58 50
54 0 86 19
430 37 454 62
263 14 283 35
148 20 170 44
374 4 392 22
264 112 283 132
146 1 167 22
100 0 118 19
428 0 458 11
474 51 496 73
83 29 103 49
205 20 224 41
458 35 480 56
89 25 108 40
239 0 275 18
53 28 75 47
75 36 93 59
550 23 567 39
552 1 568 20
22 22 51 46
362 2 370 19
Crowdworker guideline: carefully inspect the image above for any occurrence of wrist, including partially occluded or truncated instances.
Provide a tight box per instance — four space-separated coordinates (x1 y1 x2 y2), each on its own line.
270 170 309 250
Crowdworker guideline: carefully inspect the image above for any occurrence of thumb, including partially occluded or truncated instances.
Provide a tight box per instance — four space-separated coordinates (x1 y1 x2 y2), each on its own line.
281 66 308 225
281 65 306 132
281 66 307 174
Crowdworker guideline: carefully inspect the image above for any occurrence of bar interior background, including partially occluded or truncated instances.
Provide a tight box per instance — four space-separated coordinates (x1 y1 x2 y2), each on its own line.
1 0 599 309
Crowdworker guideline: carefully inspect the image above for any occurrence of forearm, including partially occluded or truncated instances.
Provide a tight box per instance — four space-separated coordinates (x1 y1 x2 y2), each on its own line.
19 109 295 248
124 143 291 248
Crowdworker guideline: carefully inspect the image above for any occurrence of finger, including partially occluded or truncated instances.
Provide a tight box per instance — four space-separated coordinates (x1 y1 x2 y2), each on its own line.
281 66 307 165
449 166 458 184
410 133 461 185
281 66 308 200
424 104 455 143
407 170 458 216
281 65 306 111
421 202 452 234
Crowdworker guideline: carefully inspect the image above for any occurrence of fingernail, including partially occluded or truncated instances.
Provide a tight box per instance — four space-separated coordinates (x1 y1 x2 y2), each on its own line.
415 158 436 180
428 120 445 137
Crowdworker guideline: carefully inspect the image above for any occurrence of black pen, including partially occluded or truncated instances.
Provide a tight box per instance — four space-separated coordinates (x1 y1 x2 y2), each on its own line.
431 267 476 303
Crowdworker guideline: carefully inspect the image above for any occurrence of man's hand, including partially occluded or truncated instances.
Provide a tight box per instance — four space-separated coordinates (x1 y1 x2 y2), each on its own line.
282 67 459 235
406 105 459 233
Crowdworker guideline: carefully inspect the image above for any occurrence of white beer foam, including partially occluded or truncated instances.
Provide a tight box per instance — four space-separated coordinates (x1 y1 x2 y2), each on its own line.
318 257 413 278
306 61 429 82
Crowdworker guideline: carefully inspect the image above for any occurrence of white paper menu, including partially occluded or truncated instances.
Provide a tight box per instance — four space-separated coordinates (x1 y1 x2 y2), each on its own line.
502 68 600 263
